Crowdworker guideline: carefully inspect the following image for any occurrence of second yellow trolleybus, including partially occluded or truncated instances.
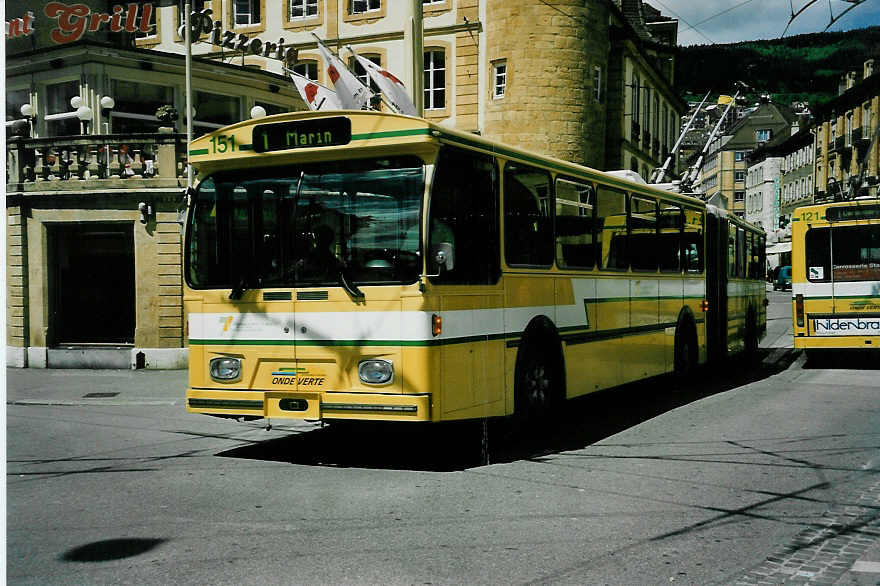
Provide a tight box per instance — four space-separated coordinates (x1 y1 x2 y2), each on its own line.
791 196 880 355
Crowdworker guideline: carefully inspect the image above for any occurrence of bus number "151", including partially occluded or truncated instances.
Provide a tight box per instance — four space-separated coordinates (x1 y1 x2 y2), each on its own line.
209 135 236 154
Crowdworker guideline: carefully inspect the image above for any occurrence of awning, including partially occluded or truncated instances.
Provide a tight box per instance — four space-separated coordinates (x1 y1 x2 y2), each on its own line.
766 242 792 254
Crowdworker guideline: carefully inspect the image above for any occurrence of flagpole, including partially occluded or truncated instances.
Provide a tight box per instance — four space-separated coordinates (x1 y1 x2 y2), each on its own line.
185 2 193 187
345 45 394 113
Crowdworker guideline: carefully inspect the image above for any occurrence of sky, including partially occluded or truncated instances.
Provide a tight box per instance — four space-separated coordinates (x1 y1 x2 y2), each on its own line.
649 0 880 46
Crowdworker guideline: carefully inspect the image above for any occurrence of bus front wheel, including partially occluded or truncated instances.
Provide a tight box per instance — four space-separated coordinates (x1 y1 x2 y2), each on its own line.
514 339 562 427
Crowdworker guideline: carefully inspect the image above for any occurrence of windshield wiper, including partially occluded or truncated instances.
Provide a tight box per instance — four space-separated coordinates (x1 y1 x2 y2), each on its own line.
338 267 365 302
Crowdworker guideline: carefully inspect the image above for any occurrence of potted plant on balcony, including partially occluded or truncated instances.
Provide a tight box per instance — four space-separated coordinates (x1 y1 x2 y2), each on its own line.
155 105 179 129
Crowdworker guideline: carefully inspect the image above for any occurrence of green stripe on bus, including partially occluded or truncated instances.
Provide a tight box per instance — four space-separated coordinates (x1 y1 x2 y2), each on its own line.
189 332 510 347
801 295 880 301
205 129 429 157
351 128 432 141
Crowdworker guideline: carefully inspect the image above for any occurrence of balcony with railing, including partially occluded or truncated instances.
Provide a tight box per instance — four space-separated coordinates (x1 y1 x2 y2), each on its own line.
6 131 189 192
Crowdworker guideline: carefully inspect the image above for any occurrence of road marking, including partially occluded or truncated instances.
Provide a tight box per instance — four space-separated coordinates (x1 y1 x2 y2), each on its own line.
851 561 880 573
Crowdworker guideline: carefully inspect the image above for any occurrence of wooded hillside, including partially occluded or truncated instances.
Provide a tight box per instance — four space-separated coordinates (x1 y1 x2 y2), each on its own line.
675 27 880 106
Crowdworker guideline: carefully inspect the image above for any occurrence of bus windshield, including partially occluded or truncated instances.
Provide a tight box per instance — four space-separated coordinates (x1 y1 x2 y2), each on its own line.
186 156 423 290
805 224 880 282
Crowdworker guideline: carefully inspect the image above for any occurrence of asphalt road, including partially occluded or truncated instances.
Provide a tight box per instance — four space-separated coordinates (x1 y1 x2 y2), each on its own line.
6 289 880 585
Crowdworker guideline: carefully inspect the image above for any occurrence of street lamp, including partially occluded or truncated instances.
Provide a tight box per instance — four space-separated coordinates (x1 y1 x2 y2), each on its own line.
250 105 267 119
99 96 115 175
71 96 93 134
75 105 93 134
19 103 35 136
100 95 115 133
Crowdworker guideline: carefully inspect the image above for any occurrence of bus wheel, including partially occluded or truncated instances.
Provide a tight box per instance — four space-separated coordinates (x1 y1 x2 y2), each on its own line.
674 325 697 382
744 310 759 361
514 342 561 428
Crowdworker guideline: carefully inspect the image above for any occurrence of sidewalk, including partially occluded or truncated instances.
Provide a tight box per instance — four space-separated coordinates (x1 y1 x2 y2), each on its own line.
5 367 188 406
835 540 880 585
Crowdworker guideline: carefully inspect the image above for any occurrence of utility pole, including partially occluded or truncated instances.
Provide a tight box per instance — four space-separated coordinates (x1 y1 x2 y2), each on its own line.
402 0 424 117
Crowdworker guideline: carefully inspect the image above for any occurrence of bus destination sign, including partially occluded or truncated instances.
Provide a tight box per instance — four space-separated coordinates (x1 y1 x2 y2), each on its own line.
252 117 351 153
826 205 880 222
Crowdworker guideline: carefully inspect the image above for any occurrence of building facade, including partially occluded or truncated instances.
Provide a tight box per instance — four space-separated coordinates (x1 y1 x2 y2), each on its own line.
141 0 684 173
778 129 815 222
744 149 781 232
813 59 879 201
5 3 304 368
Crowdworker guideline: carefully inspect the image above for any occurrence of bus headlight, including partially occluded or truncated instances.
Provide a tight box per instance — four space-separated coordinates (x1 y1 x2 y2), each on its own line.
358 359 393 385
210 357 242 382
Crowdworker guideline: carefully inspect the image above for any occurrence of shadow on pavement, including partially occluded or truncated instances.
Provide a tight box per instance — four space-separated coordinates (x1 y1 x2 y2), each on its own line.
218 348 801 472
60 538 167 562
802 349 880 370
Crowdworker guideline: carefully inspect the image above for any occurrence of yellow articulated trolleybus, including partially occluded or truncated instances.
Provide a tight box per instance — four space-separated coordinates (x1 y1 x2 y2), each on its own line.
791 196 880 355
184 111 766 426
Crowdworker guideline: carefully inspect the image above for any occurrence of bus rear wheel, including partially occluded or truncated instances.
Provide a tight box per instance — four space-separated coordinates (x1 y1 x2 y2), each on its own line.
744 310 759 361
674 326 697 382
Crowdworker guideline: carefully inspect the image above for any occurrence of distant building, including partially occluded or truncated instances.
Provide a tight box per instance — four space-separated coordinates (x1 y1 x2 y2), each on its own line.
744 148 781 232
698 100 798 217
778 129 815 222
813 59 879 201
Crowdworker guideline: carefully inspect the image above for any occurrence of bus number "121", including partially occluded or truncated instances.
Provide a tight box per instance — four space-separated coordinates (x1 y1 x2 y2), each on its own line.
209 135 236 154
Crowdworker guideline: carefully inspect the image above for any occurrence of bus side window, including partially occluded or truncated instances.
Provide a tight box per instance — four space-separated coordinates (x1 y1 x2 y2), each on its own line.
630 196 658 272
737 228 746 278
504 162 553 267
596 185 628 269
659 205 682 272
728 223 737 277
805 227 830 282
683 209 704 273
555 178 595 269
429 146 500 285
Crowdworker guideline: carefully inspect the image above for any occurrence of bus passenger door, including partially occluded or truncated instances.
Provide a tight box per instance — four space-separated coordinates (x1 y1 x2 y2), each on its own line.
437 290 505 418
705 214 727 361
630 278 662 380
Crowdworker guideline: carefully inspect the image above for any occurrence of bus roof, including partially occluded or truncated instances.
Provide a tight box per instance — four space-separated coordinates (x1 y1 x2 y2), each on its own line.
189 109 707 206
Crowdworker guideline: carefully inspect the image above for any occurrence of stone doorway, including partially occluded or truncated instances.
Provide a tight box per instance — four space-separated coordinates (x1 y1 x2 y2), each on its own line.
49 223 135 345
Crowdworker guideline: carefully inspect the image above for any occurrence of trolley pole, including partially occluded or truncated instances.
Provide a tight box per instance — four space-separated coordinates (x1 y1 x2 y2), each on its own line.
185 1 193 187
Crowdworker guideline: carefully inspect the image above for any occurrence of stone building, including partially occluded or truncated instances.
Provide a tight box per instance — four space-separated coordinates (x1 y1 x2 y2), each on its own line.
144 0 685 173
5 2 303 368
813 59 879 201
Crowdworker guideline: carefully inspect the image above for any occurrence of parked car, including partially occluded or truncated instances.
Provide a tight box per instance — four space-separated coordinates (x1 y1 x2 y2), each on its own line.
774 265 792 291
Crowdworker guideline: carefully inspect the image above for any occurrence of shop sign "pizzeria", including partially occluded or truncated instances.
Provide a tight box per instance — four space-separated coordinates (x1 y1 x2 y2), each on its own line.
179 8 297 67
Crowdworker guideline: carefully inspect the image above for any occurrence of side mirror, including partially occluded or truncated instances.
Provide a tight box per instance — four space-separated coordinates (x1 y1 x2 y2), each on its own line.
428 242 454 275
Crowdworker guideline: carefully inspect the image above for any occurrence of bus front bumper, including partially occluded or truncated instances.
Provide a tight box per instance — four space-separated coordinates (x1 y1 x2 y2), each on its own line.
186 389 432 422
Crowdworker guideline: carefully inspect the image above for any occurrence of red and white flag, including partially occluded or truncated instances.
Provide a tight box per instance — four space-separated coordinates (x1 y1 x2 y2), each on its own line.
313 35 371 110
288 70 343 111
350 51 418 117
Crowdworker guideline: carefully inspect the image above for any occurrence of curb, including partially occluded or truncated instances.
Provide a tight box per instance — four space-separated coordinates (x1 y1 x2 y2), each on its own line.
7 399 179 407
